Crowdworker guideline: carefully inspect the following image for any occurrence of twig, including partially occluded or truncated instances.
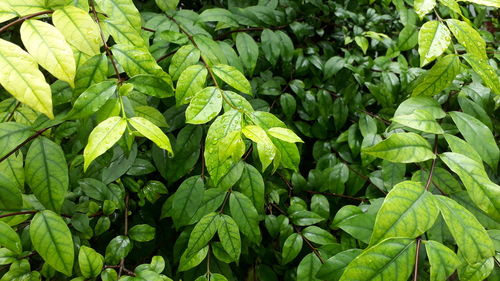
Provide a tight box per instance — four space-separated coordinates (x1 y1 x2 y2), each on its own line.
118 194 130 277
218 190 231 213
425 135 439 191
141 26 155 32
156 49 177 63
216 24 289 40
305 191 369 202
0 11 54 34
5 102 20 122
104 265 135 276
0 210 71 219
293 225 325 264
413 238 422 281
89 0 122 81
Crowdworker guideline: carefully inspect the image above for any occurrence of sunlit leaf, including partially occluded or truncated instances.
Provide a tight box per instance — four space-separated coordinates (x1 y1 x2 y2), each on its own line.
362 132 435 163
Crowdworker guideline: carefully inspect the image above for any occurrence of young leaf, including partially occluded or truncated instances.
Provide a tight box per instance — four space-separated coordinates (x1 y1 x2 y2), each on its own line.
84 117 127 171
78 246 104 278
0 221 22 254
281 233 303 265
242 125 276 171
26 137 69 212
185 87 223 124
20 20 76 87
212 64 252 95
267 127 304 143
418 21 451 66
449 111 499 170
435 195 494 264
52 6 101 56
440 152 500 221
0 38 53 118
446 19 487 61
217 214 241 262
370 181 439 245
391 109 444 134
175 64 208 105
235 33 259 75
362 132 435 163
172 176 204 228
414 0 436 18
184 212 220 259
412 54 461 97
95 0 142 32
65 81 117 119
128 117 173 153
229 191 261 244
169 44 201 81
339 238 416 281
30 210 74 276
424 240 461 281
238 163 265 212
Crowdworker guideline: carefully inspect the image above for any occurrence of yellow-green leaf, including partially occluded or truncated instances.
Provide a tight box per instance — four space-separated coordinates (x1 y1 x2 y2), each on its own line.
169 44 200 81
391 109 444 134
462 54 500 96
212 64 252 95
0 38 53 118
458 0 500 8
267 127 303 143
95 0 142 32
242 125 276 171
84 116 127 171
412 54 461 97
362 132 435 163
424 240 461 281
418 21 451 67
20 20 76 87
185 87 223 124
414 0 436 18
4 0 47 16
128 117 173 154
446 19 487 61
0 2 16 24
176 64 207 105
52 6 101 56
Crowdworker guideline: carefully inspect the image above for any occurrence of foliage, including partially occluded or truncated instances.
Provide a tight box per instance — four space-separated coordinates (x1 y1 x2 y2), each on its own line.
0 0 499 280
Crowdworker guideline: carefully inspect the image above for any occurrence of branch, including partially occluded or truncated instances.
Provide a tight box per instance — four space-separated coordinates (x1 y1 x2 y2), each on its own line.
0 11 54 34
305 191 369 202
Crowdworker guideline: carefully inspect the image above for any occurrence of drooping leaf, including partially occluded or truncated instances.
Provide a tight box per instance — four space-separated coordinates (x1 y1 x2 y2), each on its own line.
172 176 204 228
26 137 69 212
339 238 416 281
179 246 208 272
65 81 117 119
193 35 227 66
186 87 223 124
281 233 303 265
20 20 76 87
184 212 220 259
128 117 173 153
78 246 104 278
435 195 494 264
0 221 22 254
449 111 498 170
217 214 241 262
0 38 53 118
412 54 461 97
229 191 261 244
440 152 500 221
370 181 438 245
30 210 74 276
418 21 451 66
52 6 101 56
83 116 127 171
424 240 461 281
175 64 207 105
362 132 435 163
212 64 252 95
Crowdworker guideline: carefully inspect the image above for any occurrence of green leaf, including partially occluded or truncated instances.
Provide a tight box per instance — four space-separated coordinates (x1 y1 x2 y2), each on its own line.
128 74 174 98
242 125 276 171
418 21 451 66
66 81 117 119
0 122 33 161
297 253 322 281
129 224 156 242
128 117 173 154
435 195 494 264
267 127 303 143
397 24 418 51
316 249 362 281
20 20 76 87
169 44 200 81
302 226 336 245
394 97 446 119
172 176 204 228
446 19 487 61
52 6 101 56
261 29 280 66
111 44 170 80
362 132 435 163
103 19 146 49
95 0 141 32
391 109 444 134
0 154 23 210
26 137 69 212
212 64 252 95
229 191 261 244
186 87 223 124
179 246 208 272
78 246 104 278
355 36 369 54
0 38 53 118
462 54 500 96
457 257 494 281
0 221 21 254
281 233 303 265
443 134 483 165
238 163 265 213
289 210 325 226
370 181 438 245
424 240 461 281
440 152 500 221
414 0 436 18
193 35 227 66
217 214 241 262
30 210 74 276
104 235 132 265
175 64 208 105
412 54 461 97
339 238 416 281
185 212 219 259
74 53 108 96
83 116 127 171
155 0 179 11
449 111 498 170
235 33 259 75
134 106 168 128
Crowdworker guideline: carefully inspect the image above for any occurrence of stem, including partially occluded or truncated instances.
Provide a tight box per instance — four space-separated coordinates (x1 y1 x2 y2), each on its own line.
118 194 130 277
89 0 122 81
216 24 289 40
413 238 422 281
156 49 177 63
0 11 54 34
4 102 20 122
293 225 325 264
305 191 369 202
425 135 439 191
218 190 231 213
0 211 36 219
